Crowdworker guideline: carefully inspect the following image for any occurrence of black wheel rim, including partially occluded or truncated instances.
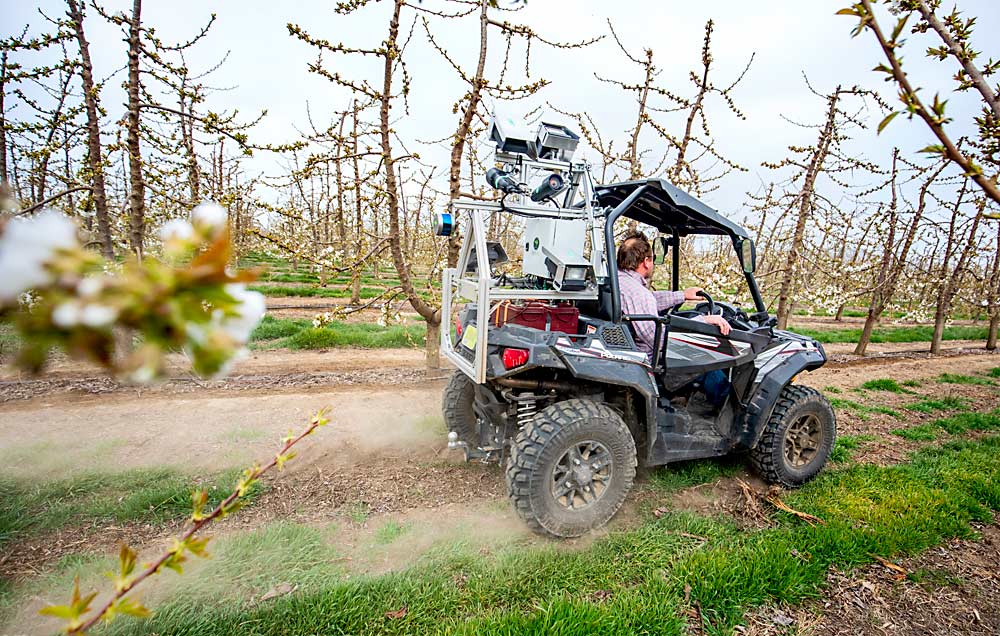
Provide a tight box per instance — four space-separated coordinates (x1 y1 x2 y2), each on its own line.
550 440 613 510
783 413 823 468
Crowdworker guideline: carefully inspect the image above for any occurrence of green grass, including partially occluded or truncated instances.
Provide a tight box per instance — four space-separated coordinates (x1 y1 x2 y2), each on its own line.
0 468 258 548
893 411 1000 440
823 386 842 394
648 457 743 492
795 325 988 344
250 315 310 341
937 373 995 386
989 367 1000 378
931 411 1000 435
0 320 19 355
901 379 922 388
249 316 426 349
904 396 968 414
285 323 425 350
345 502 371 524
829 434 877 463
828 398 902 420
106 435 1000 636
248 284 390 300
891 424 939 442
860 378 907 393
375 520 411 544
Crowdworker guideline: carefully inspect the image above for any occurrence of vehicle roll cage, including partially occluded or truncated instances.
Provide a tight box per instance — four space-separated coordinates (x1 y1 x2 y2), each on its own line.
441 169 768 383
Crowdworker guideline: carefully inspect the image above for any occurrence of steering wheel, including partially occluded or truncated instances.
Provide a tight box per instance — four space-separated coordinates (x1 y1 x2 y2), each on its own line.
660 290 717 317
694 291 717 316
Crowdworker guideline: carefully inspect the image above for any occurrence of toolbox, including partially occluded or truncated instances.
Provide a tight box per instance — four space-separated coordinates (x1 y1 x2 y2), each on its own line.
491 301 579 334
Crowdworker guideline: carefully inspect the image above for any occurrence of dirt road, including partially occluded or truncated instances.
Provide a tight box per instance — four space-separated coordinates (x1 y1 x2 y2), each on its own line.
3 345 1000 635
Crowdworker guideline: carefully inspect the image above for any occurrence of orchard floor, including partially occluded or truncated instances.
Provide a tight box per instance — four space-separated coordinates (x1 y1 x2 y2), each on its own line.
2 336 1000 634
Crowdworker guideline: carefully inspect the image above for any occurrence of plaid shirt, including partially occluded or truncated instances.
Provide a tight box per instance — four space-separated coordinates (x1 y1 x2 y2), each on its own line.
618 269 686 359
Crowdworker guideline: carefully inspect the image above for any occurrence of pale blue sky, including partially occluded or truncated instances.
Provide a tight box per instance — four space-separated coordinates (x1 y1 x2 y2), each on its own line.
5 0 999 217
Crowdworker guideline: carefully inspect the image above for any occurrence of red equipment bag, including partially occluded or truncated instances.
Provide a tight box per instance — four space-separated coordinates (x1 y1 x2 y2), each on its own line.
492 301 579 334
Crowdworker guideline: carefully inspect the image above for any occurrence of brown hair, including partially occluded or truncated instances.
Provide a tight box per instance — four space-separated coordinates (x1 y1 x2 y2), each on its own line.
617 231 652 271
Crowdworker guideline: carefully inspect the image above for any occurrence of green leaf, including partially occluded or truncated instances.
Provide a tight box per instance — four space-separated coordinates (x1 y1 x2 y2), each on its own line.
38 604 77 620
190 490 209 521
918 144 947 155
113 597 151 619
836 7 859 16
891 15 910 43
878 111 901 134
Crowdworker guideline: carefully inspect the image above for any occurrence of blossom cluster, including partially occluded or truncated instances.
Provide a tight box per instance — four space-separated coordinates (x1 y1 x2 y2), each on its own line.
312 311 336 328
0 202 265 382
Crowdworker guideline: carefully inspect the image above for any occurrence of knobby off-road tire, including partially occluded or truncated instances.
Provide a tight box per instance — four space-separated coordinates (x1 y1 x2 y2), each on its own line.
442 370 477 445
506 399 637 538
751 384 836 487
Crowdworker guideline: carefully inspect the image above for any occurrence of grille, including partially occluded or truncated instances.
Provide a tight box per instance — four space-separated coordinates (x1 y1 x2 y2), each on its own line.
601 325 631 348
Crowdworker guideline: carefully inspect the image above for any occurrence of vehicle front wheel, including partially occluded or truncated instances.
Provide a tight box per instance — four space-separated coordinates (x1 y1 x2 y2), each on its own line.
751 384 836 487
506 399 637 538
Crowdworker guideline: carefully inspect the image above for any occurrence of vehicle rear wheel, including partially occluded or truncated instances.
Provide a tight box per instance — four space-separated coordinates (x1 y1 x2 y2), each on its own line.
442 370 477 445
751 384 836 487
506 399 637 538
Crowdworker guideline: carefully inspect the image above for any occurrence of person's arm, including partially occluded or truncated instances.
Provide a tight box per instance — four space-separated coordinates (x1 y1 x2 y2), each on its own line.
652 290 685 312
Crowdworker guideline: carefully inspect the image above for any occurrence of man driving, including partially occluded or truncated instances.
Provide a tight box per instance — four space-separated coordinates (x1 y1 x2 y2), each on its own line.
617 230 731 361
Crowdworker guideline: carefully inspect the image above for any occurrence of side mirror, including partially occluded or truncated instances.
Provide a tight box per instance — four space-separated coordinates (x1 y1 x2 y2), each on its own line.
739 239 756 274
653 236 671 265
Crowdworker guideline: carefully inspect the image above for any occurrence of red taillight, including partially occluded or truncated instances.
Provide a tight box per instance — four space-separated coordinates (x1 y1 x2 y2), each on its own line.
455 318 463 338
501 347 529 369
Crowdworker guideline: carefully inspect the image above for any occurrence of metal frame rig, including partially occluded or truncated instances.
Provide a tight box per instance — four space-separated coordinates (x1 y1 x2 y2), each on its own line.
440 131 612 384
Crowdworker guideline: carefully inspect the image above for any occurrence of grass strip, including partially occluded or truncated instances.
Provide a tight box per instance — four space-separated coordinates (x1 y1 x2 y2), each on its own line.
0 468 258 549
249 316 426 349
829 434 877 463
859 378 910 393
795 325 988 344
108 435 1000 636
937 373 995 386
904 396 968 414
892 410 1000 440
248 284 389 300
828 397 902 420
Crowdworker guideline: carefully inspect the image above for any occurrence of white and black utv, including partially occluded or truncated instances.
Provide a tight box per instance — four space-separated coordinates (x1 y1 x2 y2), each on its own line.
439 120 835 538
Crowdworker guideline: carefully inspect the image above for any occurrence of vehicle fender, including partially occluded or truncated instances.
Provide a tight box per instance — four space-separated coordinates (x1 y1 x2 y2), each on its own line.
557 351 659 459
741 348 826 448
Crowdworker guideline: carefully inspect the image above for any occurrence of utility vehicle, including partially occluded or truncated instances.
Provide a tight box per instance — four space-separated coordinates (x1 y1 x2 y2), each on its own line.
437 117 835 537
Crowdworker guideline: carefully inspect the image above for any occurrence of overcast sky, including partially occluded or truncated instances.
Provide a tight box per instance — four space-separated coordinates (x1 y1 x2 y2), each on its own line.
6 0 1000 219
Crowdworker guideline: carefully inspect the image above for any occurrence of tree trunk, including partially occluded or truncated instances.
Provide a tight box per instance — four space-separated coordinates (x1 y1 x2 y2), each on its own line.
126 0 146 258
776 88 840 329
930 309 947 355
930 184 977 354
377 0 440 368
855 156 943 355
424 319 441 370
988 315 999 350
67 0 113 258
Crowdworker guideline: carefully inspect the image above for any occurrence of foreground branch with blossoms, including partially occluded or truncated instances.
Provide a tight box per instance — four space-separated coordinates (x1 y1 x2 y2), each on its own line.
38 409 332 634
0 200 266 380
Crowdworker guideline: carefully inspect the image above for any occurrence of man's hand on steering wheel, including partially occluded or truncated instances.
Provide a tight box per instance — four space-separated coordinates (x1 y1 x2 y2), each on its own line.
702 314 732 336
683 287 705 302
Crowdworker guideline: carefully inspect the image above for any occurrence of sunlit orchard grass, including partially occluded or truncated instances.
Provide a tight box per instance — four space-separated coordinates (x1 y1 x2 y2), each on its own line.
243 316 996 353
249 315 426 350
0 468 262 551
795 324 990 343
96 435 1000 636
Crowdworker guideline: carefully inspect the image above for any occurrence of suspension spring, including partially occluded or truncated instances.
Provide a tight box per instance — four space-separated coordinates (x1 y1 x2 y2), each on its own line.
516 395 537 427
